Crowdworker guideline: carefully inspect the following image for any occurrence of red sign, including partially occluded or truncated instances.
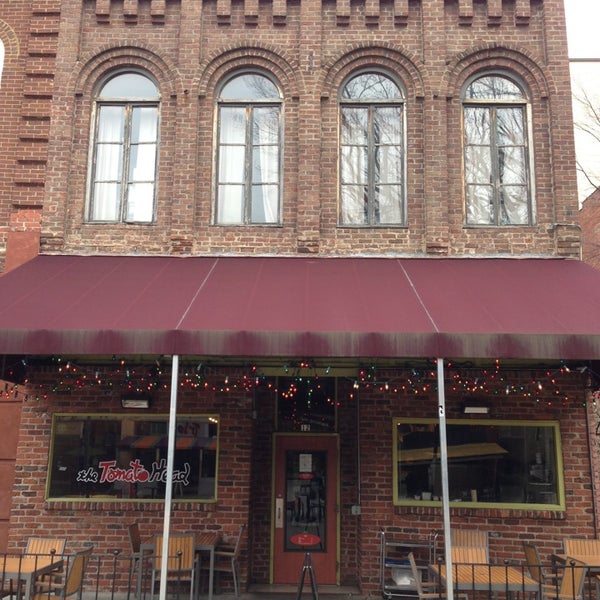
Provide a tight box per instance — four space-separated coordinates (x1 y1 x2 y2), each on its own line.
290 533 321 547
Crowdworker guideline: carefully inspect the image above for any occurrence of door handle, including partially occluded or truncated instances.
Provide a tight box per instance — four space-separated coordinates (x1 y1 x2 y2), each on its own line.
275 496 284 528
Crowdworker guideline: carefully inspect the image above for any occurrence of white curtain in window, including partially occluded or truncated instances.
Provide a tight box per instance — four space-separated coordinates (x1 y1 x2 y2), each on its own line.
93 106 125 221
127 107 157 222
218 107 246 223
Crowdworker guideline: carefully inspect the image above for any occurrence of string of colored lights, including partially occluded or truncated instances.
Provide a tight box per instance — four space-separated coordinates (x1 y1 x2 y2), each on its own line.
0 357 595 407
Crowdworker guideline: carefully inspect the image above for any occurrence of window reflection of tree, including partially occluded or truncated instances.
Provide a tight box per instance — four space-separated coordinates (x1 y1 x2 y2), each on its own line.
463 74 530 226
340 72 405 225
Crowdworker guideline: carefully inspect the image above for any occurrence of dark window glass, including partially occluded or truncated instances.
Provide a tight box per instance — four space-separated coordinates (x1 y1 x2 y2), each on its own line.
48 414 218 501
395 419 562 508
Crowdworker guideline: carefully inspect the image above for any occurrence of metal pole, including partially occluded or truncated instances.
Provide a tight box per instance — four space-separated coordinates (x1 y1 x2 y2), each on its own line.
437 358 454 600
159 354 180 600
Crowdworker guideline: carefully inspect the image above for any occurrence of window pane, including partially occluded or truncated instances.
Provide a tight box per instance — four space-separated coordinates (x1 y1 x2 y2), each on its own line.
252 145 278 183
342 73 402 100
220 107 247 144
395 419 561 507
501 186 529 224
219 146 245 183
218 184 244 223
377 184 403 223
340 185 367 224
464 146 491 184
131 107 158 143
97 106 125 143
48 414 218 501
95 144 123 181
464 107 490 145
101 73 159 100
126 182 155 222
92 182 120 221
341 146 367 184
466 75 524 100
466 184 493 224
129 144 157 182
376 145 402 184
498 146 526 185
374 106 402 144
220 73 280 100
341 108 368 145
251 184 278 223
253 107 279 145
497 107 524 145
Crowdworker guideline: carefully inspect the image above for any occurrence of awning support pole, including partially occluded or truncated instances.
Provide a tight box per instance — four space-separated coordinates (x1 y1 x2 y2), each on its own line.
437 358 454 600
159 354 180 600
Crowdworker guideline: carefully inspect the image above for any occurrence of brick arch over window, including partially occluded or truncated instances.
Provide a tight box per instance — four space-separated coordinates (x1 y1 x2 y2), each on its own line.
70 44 181 99
0 20 20 65
442 43 551 101
197 45 300 100
320 45 425 100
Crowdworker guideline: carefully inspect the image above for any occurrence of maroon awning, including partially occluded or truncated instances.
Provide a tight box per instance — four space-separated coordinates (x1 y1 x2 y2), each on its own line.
0 254 600 359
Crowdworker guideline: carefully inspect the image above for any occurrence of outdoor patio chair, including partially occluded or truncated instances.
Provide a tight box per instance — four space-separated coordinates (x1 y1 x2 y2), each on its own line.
25 537 67 586
451 546 488 565
541 559 586 600
30 545 93 600
563 539 600 556
127 522 152 600
523 541 561 593
200 524 245 598
150 534 197 600
450 529 489 550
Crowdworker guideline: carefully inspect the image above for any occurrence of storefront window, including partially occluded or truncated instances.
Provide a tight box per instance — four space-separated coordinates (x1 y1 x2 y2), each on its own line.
394 419 564 508
47 414 218 501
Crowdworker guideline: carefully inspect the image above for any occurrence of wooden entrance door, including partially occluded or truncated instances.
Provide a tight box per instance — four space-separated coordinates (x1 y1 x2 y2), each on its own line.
272 434 338 584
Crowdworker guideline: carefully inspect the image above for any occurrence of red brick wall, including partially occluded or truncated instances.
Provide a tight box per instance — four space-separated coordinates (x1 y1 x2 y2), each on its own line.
0 1 57 273
0 0 579 266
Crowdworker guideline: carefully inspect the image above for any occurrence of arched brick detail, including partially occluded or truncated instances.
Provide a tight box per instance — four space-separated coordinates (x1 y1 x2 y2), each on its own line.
196 45 301 100
442 43 551 100
0 20 20 64
69 43 182 100
320 44 425 100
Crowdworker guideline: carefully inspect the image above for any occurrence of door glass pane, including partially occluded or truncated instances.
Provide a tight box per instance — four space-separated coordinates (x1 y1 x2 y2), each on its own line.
285 450 327 552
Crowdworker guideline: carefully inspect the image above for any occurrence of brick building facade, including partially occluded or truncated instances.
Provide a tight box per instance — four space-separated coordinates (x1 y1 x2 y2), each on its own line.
2 0 600 598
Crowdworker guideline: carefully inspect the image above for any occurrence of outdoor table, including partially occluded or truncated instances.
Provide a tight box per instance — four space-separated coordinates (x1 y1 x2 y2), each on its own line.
429 562 539 596
0 554 64 600
195 532 222 600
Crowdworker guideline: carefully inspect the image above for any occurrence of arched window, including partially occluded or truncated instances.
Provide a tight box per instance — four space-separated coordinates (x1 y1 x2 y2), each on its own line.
462 73 533 226
87 72 160 223
215 72 282 225
339 72 405 226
